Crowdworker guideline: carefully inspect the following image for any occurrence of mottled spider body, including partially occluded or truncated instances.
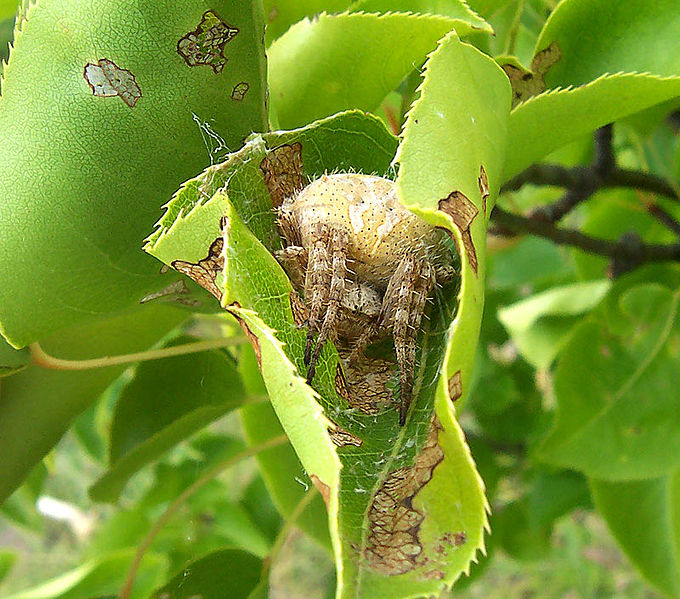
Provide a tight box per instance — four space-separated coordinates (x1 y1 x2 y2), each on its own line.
276 173 454 425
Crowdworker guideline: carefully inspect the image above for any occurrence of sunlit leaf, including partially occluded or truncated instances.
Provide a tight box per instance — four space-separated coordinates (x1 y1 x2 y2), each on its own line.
0 0 267 346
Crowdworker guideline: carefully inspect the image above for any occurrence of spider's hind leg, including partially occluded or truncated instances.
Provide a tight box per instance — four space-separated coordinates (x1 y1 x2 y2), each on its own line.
304 224 348 383
380 254 434 425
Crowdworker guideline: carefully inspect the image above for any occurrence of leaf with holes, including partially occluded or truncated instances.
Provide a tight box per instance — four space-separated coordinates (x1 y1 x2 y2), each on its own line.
146 31 509 594
0 0 267 347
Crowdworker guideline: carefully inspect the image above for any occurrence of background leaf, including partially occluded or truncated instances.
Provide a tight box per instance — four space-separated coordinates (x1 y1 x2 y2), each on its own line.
497 280 611 369
151 549 262 599
89 334 249 503
0 336 28 376
3 550 166 599
0 0 18 21
590 472 680 598
268 11 485 129
539 267 680 479
0 305 184 504
0 0 267 346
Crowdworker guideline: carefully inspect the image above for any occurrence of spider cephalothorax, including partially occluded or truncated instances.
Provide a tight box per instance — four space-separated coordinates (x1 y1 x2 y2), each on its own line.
276 173 455 425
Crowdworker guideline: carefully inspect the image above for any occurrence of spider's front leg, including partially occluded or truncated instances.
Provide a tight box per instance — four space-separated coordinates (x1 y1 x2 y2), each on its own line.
304 223 349 383
380 254 434 425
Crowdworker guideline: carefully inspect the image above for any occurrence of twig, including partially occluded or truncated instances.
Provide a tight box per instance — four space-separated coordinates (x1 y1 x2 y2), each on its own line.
493 124 680 274
30 336 247 371
491 206 680 263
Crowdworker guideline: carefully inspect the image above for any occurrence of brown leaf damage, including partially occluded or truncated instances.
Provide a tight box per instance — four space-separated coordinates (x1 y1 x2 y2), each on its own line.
438 191 479 275
231 81 250 101
83 59 142 108
501 41 561 108
364 418 448 575
335 356 394 415
478 165 489 215
448 370 462 403
177 10 239 73
228 302 262 367
327 422 363 448
259 142 306 208
172 237 224 301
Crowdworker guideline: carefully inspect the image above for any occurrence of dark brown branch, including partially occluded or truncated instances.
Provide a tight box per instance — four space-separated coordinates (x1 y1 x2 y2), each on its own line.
491 206 680 273
493 124 680 274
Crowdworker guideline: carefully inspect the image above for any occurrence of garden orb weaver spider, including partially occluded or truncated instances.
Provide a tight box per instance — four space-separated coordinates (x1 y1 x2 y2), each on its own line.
276 173 456 425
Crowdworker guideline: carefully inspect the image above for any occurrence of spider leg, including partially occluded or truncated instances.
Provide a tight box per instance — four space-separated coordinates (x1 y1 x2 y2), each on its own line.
380 255 434 425
275 245 307 291
304 227 348 383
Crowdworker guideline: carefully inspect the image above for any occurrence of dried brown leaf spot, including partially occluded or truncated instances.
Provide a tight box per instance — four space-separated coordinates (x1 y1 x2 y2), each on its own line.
231 81 250 101
438 191 479 275
448 370 463 403
502 41 561 108
260 142 306 208
478 165 489 215
310 474 331 507
228 302 262 367
364 419 445 575
327 422 363 448
83 59 142 108
336 355 394 415
172 237 224 301
177 10 239 74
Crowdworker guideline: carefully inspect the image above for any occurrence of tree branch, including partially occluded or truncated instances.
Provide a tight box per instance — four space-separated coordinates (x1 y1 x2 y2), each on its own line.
493 124 680 275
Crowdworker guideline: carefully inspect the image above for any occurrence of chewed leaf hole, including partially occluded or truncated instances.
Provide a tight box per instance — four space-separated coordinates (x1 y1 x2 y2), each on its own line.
83 59 141 108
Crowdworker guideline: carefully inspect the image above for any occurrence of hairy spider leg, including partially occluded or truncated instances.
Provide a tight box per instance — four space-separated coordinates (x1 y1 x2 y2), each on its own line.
304 228 331 367
381 254 434 425
306 228 348 382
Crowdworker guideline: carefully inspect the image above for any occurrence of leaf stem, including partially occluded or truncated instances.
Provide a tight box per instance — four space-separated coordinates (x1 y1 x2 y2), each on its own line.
118 434 290 599
30 336 247 371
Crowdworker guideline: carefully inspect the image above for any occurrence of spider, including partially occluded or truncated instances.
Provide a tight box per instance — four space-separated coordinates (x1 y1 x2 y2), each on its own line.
275 173 456 425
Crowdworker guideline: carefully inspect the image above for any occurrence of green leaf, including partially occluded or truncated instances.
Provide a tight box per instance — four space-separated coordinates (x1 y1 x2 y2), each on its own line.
241 403 333 551
396 31 510 403
263 0 354 45
504 73 680 180
539 267 680 479
350 0 492 34
0 549 16 584
488 236 574 290
498 280 611 369
268 11 479 129
0 0 18 21
590 471 680 598
0 463 47 531
239 331 328 549
0 305 184 504
0 336 29 376
3 550 166 599
147 91 506 595
0 0 267 347
537 0 680 87
152 549 262 599
90 335 248 503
